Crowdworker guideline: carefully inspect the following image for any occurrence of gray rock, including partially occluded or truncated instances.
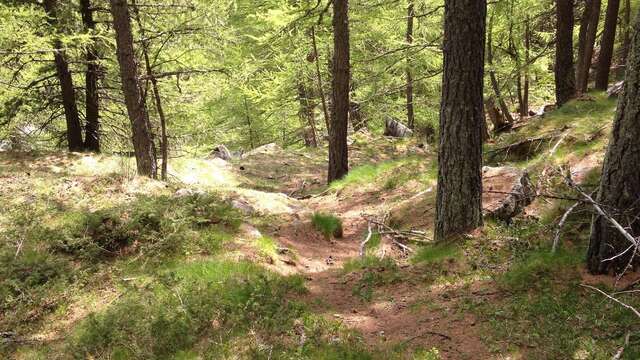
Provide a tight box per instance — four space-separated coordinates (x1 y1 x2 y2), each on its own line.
210 145 232 160
384 116 413 138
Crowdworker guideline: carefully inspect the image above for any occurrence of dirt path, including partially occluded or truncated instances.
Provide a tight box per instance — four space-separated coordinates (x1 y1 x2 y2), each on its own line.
259 184 492 359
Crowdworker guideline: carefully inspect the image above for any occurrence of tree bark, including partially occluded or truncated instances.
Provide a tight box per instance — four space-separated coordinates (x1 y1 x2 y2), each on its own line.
298 83 318 147
311 26 331 134
576 0 601 95
406 0 415 129
328 0 350 183
595 0 621 90
523 15 530 116
43 0 84 152
132 0 168 180
435 0 486 242
555 0 576 106
487 15 515 124
80 0 100 152
622 0 631 63
588 9 640 274
110 0 157 177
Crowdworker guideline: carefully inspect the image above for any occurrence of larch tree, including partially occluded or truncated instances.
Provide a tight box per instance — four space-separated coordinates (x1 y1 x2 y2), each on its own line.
595 0 621 90
576 0 601 94
555 0 576 106
109 0 157 177
80 0 100 152
406 0 415 129
587 8 640 275
43 0 84 152
434 0 486 242
328 0 350 183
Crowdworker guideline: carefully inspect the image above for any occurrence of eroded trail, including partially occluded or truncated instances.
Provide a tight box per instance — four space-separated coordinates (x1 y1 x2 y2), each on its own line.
232 145 493 359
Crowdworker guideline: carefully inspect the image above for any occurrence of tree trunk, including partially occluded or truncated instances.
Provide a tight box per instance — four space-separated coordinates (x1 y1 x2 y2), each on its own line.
311 27 331 134
328 0 350 183
110 0 157 177
555 0 576 106
595 0 621 90
576 0 601 94
587 9 640 274
80 0 100 152
298 83 318 147
435 0 486 242
406 0 415 129
487 15 515 124
622 0 631 63
523 16 530 116
43 0 84 152
132 0 168 180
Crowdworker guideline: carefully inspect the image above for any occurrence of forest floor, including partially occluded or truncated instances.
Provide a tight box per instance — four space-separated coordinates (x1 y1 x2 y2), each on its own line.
2 93 640 359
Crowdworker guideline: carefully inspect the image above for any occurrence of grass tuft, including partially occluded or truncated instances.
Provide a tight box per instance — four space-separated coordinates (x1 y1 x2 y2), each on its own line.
311 212 343 239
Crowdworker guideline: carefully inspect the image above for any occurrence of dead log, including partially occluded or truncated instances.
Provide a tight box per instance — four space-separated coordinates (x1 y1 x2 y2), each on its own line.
384 116 413 138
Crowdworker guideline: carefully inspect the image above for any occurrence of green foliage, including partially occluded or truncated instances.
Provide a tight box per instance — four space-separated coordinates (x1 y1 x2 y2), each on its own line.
311 212 343 240
412 243 461 265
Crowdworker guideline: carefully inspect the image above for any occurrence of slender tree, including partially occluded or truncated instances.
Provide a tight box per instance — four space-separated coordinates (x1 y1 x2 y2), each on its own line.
43 0 84 152
110 0 157 177
587 9 640 274
595 0 621 90
406 0 415 129
80 0 100 152
622 0 632 63
487 13 514 126
328 0 350 183
435 0 486 242
576 0 601 94
555 0 576 106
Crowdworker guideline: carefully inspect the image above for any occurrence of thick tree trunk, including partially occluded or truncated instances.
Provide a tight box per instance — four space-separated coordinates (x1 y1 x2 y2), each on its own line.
43 0 84 152
555 0 576 106
406 1 415 129
328 0 350 183
80 0 100 152
595 0 621 90
298 83 318 147
588 9 640 274
576 0 601 94
435 0 486 242
110 0 157 177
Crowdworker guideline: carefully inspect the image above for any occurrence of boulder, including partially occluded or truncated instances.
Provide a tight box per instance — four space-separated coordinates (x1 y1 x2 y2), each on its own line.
607 81 624 98
246 143 282 156
210 145 232 160
482 166 536 221
384 116 413 138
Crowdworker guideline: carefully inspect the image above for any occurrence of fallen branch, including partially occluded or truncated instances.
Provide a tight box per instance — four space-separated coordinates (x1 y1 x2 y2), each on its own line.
359 222 373 258
581 284 640 319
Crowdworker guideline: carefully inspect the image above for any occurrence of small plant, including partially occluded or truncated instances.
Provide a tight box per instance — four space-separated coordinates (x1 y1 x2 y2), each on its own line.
311 212 343 240
343 256 399 302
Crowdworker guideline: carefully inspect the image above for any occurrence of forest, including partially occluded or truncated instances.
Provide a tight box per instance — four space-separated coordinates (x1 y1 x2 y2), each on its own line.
1 0 640 358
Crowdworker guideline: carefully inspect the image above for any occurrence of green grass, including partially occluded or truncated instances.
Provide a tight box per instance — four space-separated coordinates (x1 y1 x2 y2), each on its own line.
412 243 461 265
311 212 343 239
343 256 400 302
474 247 640 359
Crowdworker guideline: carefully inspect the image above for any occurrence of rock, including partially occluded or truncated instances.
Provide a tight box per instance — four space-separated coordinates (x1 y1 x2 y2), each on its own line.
384 116 413 138
0 140 11 152
239 223 262 239
607 81 624 98
231 199 256 215
482 166 536 221
173 188 206 198
210 145 232 160
246 143 282 156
